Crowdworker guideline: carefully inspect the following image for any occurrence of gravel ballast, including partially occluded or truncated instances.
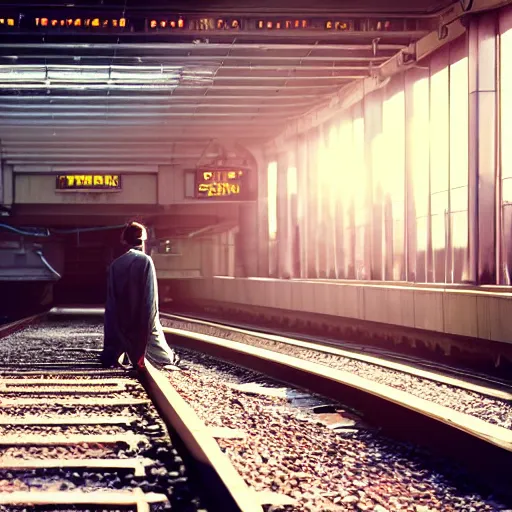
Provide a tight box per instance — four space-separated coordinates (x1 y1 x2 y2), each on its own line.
0 319 208 512
161 318 512 430
168 348 510 512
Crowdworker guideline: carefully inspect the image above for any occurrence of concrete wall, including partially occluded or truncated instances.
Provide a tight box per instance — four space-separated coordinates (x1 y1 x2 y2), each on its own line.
1 164 13 207
166 277 512 345
152 238 215 278
14 173 157 204
158 165 193 205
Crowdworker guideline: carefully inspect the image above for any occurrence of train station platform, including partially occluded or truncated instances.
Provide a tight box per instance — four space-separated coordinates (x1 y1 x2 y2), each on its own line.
1 1 511 371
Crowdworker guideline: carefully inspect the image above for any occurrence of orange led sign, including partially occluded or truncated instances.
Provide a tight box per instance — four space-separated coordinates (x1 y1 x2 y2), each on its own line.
34 17 126 29
0 11 434 33
196 168 248 199
56 174 121 191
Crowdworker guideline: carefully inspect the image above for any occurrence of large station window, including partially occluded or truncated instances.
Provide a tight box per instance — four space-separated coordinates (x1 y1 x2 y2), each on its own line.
267 161 278 276
272 33 475 285
500 6 512 284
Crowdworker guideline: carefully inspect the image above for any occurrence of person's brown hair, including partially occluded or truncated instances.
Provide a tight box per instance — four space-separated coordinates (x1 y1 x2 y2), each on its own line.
121 221 147 247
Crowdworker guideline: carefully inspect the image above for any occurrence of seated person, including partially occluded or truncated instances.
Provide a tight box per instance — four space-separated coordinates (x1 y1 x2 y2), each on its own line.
102 221 180 369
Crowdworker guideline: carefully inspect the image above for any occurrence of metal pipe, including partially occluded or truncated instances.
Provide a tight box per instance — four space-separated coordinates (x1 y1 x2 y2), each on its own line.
0 129 277 137
0 42 406 51
35 250 61 279
0 111 303 118
0 94 330 102
0 74 365 82
2 153 228 158
0 54 391 62
0 83 342 91
0 105 320 113
0 63 370 71
1 140 211 146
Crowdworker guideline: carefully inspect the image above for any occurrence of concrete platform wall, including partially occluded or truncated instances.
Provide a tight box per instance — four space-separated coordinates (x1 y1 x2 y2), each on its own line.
163 277 512 345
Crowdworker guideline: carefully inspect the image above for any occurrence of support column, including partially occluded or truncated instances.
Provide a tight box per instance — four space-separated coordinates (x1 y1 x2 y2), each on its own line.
237 202 258 277
255 152 270 277
276 153 292 278
296 135 308 278
1 163 13 210
468 12 499 284
306 130 319 277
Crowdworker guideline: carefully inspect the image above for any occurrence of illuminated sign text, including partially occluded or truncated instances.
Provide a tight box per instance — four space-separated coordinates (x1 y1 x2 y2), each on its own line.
196 168 247 199
0 11 436 34
56 174 121 191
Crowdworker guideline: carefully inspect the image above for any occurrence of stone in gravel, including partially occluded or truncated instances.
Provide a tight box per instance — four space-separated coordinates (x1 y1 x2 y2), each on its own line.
151 467 168 477
342 495 359 503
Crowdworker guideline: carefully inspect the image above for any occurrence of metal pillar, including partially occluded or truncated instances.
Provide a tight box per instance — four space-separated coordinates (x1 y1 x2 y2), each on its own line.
276 153 291 278
256 153 270 277
468 12 499 284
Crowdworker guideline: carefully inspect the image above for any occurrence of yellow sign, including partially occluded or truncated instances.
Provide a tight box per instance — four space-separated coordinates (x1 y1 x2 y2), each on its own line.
35 17 126 28
56 174 121 190
198 182 241 197
196 168 246 199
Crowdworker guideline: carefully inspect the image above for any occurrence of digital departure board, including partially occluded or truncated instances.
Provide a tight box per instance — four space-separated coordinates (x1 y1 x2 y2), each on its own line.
0 10 435 34
56 174 121 191
196 168 249 200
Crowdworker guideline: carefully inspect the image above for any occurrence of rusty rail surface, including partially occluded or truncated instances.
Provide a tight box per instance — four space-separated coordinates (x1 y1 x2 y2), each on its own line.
0 311 48 339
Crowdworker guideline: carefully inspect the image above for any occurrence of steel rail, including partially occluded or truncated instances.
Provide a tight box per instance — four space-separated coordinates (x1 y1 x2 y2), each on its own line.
139 360 262 512
0 310 263 512
162 325 512 497
0 312 48 339
160 312 512 399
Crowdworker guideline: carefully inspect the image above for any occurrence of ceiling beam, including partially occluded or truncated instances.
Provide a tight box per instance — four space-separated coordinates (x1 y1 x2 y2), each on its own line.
0 94 328 102
0 111 303 118
0 54 391 63
0 105 316 113
0 42 406 51
3 153 217 159
0 128 276 135
0 83 343 91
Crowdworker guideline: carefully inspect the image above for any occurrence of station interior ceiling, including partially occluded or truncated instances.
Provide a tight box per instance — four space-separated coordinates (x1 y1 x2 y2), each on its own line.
0 0 458 168
0 0 487 238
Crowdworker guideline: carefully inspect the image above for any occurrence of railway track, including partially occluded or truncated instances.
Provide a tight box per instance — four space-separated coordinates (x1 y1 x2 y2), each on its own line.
160 312 512 397
3 309 511 510
160 313 512 501
0 311 262 512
